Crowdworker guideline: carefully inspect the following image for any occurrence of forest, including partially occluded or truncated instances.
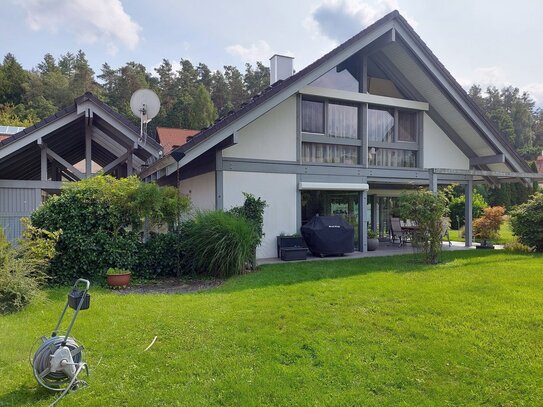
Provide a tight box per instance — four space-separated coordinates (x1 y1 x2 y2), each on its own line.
0 50 541 207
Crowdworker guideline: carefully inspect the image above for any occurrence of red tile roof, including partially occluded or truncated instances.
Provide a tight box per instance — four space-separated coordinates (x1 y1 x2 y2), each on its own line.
156 127 199 154
0 134 10 141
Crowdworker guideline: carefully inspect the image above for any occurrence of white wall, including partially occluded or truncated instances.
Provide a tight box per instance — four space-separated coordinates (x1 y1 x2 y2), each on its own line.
423 113 469 170
179 172 216 211
222 96 297 161
223 171 297 259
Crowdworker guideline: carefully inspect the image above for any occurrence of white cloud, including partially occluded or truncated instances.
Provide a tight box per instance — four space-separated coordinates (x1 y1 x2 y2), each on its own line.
15 0 141 55
226 40 292 64
523 83 543 108
306 0 417 43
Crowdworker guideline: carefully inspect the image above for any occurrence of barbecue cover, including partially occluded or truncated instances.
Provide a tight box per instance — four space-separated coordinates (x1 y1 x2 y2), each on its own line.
300 215 354 256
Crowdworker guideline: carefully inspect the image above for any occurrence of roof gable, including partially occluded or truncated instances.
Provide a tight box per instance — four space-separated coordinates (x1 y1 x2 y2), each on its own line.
144 10 530 179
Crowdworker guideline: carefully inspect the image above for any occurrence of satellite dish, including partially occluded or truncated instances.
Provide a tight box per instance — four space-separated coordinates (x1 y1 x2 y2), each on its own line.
130 89 161 145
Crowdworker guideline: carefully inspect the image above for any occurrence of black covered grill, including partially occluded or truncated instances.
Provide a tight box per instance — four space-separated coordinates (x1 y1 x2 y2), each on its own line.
301 215 354 256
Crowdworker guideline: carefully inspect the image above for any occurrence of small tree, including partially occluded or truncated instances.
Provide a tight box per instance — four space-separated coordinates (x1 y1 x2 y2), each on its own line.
510 192 543 251
473 206 505 247
399 189 449 264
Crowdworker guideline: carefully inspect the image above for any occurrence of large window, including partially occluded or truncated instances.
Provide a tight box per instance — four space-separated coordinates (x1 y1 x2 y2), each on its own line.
368 107 394 142
367 105 418 168
300 99 420 168
301 98 359 164
302 100 324 133
328 104 358 139
302 143 358 165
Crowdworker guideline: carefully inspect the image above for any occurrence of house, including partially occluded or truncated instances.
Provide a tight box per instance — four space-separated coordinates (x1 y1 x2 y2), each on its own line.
155 127 199 155
0 93 163 241
141 10 541 259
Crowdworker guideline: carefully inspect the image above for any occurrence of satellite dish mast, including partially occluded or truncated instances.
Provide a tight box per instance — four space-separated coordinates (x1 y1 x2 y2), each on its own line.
130 89 160 145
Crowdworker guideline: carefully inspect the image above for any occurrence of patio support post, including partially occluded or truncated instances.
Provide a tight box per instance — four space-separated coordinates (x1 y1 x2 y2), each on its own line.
359 190 368 252
370 195 378 231
429 168 438 194
215 150 224 210
465 178 473 247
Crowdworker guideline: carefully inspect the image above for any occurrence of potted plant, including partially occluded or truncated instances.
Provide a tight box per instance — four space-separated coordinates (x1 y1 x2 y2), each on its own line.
367 229 379 251
106 267 132 288
473 206 505 249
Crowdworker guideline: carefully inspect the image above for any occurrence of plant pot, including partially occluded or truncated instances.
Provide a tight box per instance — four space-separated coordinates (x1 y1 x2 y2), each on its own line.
277 235 307 257
367 238 379 251
107 273 131 288
280 247 308 261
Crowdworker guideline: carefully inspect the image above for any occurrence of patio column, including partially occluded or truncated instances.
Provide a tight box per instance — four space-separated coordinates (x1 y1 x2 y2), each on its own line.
429 168 438 194
464 178 473 247
359 190 368 252
370 195 378 231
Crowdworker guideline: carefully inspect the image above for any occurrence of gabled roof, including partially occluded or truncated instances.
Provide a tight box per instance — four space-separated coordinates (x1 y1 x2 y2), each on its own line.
0 92 162 152
143 10 531 180
156 127 199 154
0 92 164 179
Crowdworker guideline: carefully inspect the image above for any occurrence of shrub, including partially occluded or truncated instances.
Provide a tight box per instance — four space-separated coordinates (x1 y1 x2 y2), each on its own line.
503 242 534 253
0 225 58 314
510 192 543 251
227 193 267 269
449 191 487 229
399 190 449 264
181 211 257 278
106 267 131 275
473 206 505 246
30 175 190 285
135 232 183 279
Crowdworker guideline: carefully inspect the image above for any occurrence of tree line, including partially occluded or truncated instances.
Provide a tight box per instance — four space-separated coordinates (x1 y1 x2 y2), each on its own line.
0 51 270 135
0 52 542 169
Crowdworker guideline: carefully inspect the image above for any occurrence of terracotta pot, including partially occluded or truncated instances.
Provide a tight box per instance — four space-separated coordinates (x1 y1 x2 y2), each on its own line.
107 273 131 288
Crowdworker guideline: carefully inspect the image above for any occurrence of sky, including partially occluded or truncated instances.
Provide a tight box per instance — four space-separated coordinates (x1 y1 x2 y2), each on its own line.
2 0 543 106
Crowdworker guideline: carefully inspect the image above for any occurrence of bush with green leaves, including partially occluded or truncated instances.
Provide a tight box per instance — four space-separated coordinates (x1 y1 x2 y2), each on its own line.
399 189 449 264
448 191 487 229
227 193 267 269
135 232 183 279
30 175 190 285
0 225 59 314
510 192 543 251
181 211 257 278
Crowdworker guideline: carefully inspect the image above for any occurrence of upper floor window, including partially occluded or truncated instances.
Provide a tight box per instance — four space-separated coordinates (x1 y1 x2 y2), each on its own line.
368 107 394 143
310 67 359 93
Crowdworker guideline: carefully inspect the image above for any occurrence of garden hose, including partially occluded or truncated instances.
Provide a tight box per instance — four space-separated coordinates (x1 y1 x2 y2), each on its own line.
31 335 87 392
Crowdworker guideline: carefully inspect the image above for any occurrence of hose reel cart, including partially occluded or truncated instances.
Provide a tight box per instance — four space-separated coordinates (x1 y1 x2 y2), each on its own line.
30 279 91 396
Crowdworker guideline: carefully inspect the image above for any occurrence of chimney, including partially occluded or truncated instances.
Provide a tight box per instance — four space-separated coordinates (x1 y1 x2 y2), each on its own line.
270 54 294 85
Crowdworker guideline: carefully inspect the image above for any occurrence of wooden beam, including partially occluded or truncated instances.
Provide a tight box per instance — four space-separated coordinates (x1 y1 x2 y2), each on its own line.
469 154 505 166
85 120 92 177
433 168 543 179
102 151 130 174
40 143 47 181
45 147 84 180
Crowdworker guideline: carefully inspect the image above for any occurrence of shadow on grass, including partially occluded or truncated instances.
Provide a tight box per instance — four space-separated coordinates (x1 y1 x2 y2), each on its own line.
212 250 521 295
0 384 53 406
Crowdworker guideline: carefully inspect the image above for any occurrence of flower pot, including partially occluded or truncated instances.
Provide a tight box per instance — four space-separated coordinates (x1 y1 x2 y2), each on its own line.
107 273 131 288
367 238 379 251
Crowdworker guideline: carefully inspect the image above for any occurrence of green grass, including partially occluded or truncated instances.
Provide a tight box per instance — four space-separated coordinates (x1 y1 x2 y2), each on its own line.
1 251 543 406
449 220 516 245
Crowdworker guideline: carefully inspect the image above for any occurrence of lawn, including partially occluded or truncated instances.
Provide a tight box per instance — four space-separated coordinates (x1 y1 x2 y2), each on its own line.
1 251 542 406
449 220 516 245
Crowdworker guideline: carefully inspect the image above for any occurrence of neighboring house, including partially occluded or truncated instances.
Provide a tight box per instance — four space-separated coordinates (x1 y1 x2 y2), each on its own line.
141 10 541 259
0 93 163 241
156 127 199 155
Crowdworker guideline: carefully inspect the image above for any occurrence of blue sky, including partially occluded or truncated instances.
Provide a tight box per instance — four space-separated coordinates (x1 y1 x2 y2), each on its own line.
3 0 543 106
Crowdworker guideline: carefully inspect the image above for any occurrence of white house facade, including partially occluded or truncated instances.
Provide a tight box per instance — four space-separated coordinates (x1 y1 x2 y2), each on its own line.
142 11 539 259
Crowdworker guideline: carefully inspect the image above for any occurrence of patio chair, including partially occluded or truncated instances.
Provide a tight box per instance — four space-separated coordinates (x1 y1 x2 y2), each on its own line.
390 217 408 246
